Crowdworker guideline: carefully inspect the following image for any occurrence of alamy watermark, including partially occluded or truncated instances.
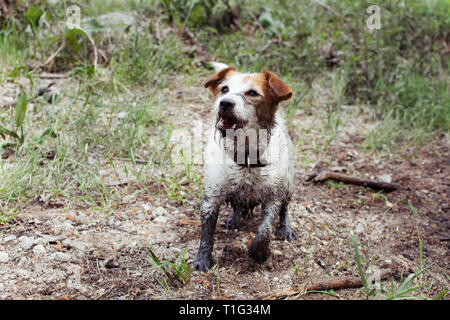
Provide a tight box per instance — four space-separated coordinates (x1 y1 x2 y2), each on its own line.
66 5 81 29
366 5 381 30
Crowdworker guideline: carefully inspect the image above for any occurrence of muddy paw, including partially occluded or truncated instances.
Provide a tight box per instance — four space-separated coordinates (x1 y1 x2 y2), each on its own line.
192 255 211 271
276 226 297 241
248 238 270 264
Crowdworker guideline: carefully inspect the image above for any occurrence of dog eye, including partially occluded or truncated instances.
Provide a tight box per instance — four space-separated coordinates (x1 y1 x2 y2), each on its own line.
246 90 258 97
221 86 229 94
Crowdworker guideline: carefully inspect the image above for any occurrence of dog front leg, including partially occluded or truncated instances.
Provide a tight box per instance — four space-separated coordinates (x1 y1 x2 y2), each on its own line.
276 201 297 241
193 198 220 271
248 201 280 264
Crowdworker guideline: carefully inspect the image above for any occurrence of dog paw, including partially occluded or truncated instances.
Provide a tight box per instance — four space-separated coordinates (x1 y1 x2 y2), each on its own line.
276 226 297 241
248 239 270 264
192 255 211 271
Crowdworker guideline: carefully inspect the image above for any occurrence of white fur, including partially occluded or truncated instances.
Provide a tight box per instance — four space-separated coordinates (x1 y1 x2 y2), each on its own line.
209 61 229 72
203 113 294 204
214 72 261 129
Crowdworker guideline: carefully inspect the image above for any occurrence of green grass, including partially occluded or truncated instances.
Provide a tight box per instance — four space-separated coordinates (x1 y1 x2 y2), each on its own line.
351 233 446 300
0 0 448 215
147 248 192 289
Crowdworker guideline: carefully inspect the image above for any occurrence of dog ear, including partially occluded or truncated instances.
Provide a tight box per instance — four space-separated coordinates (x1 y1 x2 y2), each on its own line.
262 70 292 102
204 67 236 94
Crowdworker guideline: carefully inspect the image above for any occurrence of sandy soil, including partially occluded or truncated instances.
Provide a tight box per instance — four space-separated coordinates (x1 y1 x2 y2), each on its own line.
0 76 448 300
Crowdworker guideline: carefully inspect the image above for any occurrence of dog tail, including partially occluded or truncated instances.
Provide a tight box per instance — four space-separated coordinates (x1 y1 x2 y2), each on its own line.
208 61 229 72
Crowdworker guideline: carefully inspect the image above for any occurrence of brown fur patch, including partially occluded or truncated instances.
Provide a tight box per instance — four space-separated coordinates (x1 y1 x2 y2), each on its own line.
204 67 237 96
204 67 292 129
247 71 292 129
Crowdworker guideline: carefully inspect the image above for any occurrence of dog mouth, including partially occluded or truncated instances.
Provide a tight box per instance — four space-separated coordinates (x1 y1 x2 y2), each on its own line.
216 114 248 131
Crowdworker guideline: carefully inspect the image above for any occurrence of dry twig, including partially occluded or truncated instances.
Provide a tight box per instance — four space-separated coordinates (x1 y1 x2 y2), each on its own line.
262 269 390 299
307 171 399 192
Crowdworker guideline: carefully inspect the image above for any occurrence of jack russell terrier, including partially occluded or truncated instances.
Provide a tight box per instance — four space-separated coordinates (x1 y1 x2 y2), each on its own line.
193 63 297 271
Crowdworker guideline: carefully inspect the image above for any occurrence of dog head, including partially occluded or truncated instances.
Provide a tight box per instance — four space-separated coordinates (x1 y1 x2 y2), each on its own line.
204 64 292 135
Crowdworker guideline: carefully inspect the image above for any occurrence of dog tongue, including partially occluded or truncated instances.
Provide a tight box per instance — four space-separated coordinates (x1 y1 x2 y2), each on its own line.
222 118 234 128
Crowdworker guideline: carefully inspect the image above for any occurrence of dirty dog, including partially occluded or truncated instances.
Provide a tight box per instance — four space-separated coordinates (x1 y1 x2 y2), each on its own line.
193 63 296 271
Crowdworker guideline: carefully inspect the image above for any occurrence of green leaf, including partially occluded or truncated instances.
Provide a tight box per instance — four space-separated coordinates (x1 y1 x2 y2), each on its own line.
259 11 273 28
432 289 448 300
15 93 28 128
25 5 44 29
64 28 88 54
0 125 19 139
1 142 16 151
39 128 57 139
352 234 370 297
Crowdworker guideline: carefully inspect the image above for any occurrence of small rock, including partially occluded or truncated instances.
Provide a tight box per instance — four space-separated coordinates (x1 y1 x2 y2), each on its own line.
4 235 16 242
75 215 91 225
136 213 146 220
53 222 74 235
378 174 392 183
40 235 61 244
50 252 70 263
0 252 9 263
104 258 119 269
316 259 325 268
122 195 135 204
152 206 167 217
315 231 326 240
19 236 36 251
18 257 28 266
33 244 46 255
64 240 88 252
153 216 168 224
141 203 151 212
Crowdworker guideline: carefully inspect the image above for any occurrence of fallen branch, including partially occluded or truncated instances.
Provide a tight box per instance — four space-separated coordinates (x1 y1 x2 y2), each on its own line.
307 171 399 192
262 269 391 299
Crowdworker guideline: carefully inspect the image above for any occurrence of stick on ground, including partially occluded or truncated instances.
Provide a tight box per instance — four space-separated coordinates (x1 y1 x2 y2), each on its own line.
307 171 399 192
262 269 390 299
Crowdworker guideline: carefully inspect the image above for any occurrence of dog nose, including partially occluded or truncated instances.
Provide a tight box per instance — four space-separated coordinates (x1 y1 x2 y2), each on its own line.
219 99 235 112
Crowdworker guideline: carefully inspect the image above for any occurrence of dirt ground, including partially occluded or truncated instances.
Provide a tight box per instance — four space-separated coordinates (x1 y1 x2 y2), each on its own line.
0 76 449 300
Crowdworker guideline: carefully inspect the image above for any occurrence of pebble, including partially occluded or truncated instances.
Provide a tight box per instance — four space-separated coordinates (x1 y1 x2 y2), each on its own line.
50 252 70 263
4 235 16 242
75 215 91 225
141 203 151 212
152 207 167 217
273 249 283 255
19 236 37 251
136 213 146 220
122 195 135 203
18 257 28 266
64 240 88 252
0 252 9 263
33 244 46 255
153 216 168 224
53 222 74 235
